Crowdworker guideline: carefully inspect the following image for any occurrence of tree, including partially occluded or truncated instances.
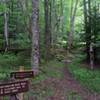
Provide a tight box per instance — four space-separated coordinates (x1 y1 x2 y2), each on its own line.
1 0 9 51
31 0 39 72
67 0 78 53
4 11 9 51
83 0 100 69
44 0 51 61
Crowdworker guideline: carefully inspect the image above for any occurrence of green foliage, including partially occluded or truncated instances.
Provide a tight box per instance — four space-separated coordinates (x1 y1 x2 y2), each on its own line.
0 52 30 69
0 51 63 82
0 72 9 80
41 60 63 78
0 53 18 68
0 0 31 49
33 60 64 84
67 91 81 100
11 33 31 48
68 54 100 93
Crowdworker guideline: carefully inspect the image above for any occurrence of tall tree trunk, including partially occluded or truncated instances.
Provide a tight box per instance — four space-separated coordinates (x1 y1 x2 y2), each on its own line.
83 0 90 61
84 0 92 62
67 0 78 53
87 0 92 61
4 12 9 51
88 0 94 69
44 0 51 61
31 0 39 72
83 0 94 69
60 0 64 33
49 0 52 45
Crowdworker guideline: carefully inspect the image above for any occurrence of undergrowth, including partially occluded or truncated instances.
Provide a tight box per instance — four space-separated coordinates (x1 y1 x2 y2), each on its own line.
0 53 64 99
0 52 63 81
68 54 100 93
32 60 64 84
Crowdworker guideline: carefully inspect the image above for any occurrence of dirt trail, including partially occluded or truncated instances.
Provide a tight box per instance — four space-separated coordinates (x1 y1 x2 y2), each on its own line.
46 61 100 100
32 60 100 100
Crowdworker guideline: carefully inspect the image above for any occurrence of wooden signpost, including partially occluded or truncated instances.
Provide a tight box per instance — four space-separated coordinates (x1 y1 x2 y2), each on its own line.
0 80 29 100
0 66 34 100
10 66 34 100
10 71 34 79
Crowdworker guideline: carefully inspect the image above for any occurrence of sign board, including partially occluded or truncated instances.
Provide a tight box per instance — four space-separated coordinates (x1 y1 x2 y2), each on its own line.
10 71 34 79
0 80 29 96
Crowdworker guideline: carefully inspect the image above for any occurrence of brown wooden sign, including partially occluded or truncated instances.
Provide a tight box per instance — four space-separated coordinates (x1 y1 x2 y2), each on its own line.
0 80 29 96
10 71 34 79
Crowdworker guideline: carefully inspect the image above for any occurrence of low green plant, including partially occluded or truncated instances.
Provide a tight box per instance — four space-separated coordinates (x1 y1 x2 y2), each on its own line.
68 54 100 93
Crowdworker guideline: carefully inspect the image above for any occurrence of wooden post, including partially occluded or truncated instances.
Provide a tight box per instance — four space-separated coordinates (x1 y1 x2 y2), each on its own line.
19 66 24 72
10 72 18 100
17 66 24 100
10 95 18 100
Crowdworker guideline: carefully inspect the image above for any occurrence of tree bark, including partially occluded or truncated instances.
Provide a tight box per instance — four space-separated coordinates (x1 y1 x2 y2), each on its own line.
44 0 51 61
83 0 92 62
31 0 39 72
4 12 9 51
67 0 78 53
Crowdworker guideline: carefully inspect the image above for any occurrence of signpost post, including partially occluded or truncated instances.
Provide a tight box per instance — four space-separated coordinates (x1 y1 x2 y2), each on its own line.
19 66 24 100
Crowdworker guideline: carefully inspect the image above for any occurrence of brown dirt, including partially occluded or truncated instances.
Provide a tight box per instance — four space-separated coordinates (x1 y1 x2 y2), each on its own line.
32 61 100 100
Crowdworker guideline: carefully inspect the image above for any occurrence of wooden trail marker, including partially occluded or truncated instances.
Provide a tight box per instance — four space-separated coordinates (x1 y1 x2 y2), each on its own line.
10 66 34 79
10 66 34 100
10 71 34 79
0 80 29 96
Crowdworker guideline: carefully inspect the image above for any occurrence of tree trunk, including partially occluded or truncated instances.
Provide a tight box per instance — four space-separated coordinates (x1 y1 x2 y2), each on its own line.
83 0 89 60
4 12 9 51
49 0 52 45
31 0 39 72
90 43 94 70
83 0 92 62
60 0 64 33
44 0 51 61
67 0 78 53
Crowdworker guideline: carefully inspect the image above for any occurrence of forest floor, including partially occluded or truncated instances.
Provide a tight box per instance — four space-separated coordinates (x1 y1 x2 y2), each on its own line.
31 57 100 100
33 61 100 100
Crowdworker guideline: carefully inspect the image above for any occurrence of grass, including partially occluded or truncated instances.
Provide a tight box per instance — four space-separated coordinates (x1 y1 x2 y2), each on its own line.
66 91 81 100
30 60 64 99
68 54 100 93
32 60 64 84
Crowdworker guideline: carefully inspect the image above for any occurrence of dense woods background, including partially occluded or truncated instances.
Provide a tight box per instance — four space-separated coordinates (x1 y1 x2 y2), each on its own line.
0 0 100 99
0 0 99 67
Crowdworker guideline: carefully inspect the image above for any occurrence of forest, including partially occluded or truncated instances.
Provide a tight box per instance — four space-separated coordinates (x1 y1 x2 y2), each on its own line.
0 0 100 100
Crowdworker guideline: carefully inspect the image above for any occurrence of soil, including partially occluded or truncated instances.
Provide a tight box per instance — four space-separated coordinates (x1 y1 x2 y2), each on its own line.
31 60 100 100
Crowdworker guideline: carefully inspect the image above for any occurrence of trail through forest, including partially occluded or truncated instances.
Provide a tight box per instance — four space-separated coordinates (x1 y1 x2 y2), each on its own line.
32 58 100 100
47 61 100 100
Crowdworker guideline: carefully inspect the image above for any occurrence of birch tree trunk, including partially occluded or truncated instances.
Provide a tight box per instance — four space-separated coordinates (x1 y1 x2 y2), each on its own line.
67 0 78 53
31 0 39 72
4 12 9 51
